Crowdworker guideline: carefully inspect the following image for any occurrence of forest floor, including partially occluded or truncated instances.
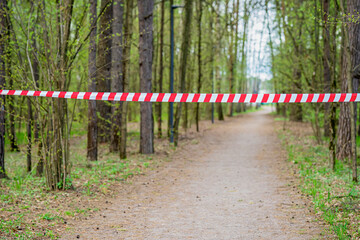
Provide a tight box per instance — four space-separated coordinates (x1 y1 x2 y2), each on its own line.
60 106 332 240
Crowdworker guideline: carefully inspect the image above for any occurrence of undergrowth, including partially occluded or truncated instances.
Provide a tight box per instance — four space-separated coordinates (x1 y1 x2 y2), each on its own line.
0 131 161 239
279 128 360 239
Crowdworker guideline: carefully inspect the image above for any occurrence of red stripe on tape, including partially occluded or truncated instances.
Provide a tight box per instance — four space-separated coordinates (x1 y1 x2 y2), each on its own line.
169 93 176 102
228 94 235 103
180 93 188 102
216 94 223 102
328 94 335 102
318 94 325 102
284 94 291 103
273 94 280 103
21 90 29 96
84 92 91 99
339 94 346 102
306 94 314 102
204 94 212 102
133 93 141 101
144 93 152 102
96 92 104 100
121 93 128 101
239 94 246 103
108 92 116 101
46 91 54 97
157 93 165 102
250 94 258 103
71 92 79 99
351 93 357 102
192 94 200 102
262 94 269 103
59 91 66 98
295 94 302 102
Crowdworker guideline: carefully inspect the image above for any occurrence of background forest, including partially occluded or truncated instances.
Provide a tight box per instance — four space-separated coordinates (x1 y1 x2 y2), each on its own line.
0 0 360 238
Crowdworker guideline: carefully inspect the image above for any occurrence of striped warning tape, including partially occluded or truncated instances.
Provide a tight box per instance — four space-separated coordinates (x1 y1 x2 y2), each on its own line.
0 90 359 103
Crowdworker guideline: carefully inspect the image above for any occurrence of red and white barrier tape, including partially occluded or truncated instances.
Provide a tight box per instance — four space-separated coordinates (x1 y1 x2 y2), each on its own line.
1 90 360 103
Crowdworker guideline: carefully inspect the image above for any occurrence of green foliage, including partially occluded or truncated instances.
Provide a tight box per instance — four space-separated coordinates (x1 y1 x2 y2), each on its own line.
280 131 360 239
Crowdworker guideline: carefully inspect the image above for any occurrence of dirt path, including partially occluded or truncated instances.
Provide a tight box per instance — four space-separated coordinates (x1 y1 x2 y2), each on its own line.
61 107 327 240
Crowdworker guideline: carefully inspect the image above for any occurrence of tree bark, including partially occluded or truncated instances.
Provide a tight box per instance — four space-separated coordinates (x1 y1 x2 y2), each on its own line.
97 0 113 143
8 80 18 152
138 0 154 154
173 0 193 146
196 1 202 132
215 0 224 121
110 0 124 153
323 0 331 137
27 98 32 172
336 0 360 179
87 0 98 161
237 0 250 113
0 0 7 179
156 0 165 138
120 0 134 159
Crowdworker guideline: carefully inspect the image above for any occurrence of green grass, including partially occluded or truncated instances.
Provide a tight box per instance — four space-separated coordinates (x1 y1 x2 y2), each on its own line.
0 130 157 239
279 132 360 239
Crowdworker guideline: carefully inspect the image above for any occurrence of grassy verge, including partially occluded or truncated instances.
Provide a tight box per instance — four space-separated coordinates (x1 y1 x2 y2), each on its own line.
0 113 214 239
277 121 360 239
0 130 172 239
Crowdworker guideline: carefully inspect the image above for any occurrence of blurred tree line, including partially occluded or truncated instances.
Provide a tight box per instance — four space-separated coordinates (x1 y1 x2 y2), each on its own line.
271 0 359 181
1 0 358 190
0 0 261 189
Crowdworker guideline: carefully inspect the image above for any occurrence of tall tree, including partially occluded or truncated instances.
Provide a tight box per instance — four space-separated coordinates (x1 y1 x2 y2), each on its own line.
97 0 113 143
110 0 124 153
173 0 193 146
0 0 7 179
138 0 154 154
120 0 134 159
237 0 250 113
215 0 224 121
323 0 338 169
87 0 98 161
323 0 331 137
195 0 202 132
337 0 359 181
348 0 360 182
39 0 74 189
227 0 240 117
156 0 165 138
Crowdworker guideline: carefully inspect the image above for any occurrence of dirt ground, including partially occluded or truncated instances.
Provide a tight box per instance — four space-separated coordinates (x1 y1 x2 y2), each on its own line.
60 107 330 240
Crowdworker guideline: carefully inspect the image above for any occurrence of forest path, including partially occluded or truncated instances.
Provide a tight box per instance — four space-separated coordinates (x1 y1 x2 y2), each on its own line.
61 107 327 240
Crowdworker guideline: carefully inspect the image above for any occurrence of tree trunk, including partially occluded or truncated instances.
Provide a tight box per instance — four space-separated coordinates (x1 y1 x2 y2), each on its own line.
196 1 202 132
156 0 165 138
209 2 215 123
8 80 19 152
237 0 250 113
138 0 154 154
120 0 134 159
87 0 98 161
97 0 113 143
43 0 74 190
27 98 32 172
0 0 7 179
347 0 359 181
110 0 124 153
215 0 224 121
33 1 42 176
337 0 358 167
323 0 331 137
173 0 193 146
